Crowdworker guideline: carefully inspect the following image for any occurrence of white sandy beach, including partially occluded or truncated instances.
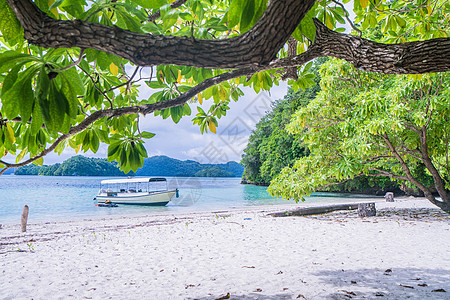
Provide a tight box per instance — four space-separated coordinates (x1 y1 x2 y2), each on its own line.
1 198 449 300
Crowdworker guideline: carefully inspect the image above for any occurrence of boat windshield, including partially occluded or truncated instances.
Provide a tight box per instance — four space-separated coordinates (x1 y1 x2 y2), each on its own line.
100 179 168 193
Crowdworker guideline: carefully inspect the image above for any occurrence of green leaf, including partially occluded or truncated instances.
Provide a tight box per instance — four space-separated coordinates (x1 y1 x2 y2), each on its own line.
1 65 21 118
136 142 148 157
0 0 24 45
116 8 143 33
60 73 79 119
140 131 156 139
298 10 316 42
120 147 128 170
90 131 99 153
303 61 314 72
240 0 255 32
228 0 244 27
30 101 43 135
395 15 406 28
18 78 34 123
170 105 184 123
108 142 121 159
2 65 40 120
5 123 15 144
33 157 44 166
62 67 85 95
43 81 67 131
49 0 64 10
147 81 167 89
0 51 37 74
142 22 163 33
133 0 167 10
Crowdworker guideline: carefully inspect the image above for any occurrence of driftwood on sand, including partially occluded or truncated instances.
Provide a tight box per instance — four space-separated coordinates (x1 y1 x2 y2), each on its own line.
269 202 376 217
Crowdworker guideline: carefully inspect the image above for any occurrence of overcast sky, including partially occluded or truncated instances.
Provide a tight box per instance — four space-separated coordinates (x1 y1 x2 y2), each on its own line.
44 82 288 165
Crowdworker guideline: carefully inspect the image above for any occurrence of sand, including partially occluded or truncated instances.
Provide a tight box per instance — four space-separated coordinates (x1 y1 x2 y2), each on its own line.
1 198 449 299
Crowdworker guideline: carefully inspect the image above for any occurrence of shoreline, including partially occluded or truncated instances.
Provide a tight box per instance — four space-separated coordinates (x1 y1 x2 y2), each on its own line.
1 198 449 299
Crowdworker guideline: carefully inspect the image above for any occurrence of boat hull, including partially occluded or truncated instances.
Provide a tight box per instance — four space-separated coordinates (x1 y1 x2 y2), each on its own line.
96 190 176 206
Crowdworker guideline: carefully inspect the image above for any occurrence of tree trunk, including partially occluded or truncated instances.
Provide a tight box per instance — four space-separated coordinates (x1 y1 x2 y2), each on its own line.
383 134 449 213
417 127 450 208
357 203 376 217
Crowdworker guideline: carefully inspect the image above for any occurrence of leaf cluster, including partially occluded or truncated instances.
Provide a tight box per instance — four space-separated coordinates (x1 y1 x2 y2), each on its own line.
269 58 450 201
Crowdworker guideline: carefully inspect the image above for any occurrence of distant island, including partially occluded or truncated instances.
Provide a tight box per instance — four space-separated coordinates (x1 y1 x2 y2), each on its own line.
13 155 244 177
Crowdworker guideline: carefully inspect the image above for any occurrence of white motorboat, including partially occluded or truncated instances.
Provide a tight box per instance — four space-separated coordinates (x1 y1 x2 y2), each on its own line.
94 177 178 206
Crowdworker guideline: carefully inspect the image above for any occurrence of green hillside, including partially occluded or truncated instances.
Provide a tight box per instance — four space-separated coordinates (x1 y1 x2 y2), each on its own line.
14 155 243 177
135 156 243 177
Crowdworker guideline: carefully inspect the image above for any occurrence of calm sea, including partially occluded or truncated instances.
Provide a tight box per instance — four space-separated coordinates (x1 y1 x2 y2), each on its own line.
0 175 377 224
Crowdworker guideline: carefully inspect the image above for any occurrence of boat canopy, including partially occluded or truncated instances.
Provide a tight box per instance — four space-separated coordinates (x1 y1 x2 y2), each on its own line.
100 177 167 185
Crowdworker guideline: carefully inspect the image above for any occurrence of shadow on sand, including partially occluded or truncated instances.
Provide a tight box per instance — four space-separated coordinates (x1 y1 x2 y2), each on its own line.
189 267 449 299
315 267 449 299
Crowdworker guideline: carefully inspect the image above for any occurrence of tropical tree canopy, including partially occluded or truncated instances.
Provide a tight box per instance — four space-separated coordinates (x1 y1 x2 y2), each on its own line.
0 0 449 175
269 59 450 212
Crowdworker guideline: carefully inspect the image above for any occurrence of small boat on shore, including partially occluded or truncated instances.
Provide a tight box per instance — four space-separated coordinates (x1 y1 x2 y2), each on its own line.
95 200 118 207
94 177 178 206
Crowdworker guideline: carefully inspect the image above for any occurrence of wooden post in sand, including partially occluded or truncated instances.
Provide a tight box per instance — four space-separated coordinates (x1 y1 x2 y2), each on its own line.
21 205 29 232
358 203 376 217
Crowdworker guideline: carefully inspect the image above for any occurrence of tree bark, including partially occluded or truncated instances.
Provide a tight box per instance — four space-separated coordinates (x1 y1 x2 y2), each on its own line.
6 1 450 73
416 127 450 212
383 134 450 213
310 19 450 74
5 0 315 69
418 127 449 200
357 202 376 217
5 1 450 73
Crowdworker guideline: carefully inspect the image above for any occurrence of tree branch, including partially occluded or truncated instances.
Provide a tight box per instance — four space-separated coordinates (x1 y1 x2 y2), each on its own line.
59 48 85 71
6 1 450 74
330 0 362 37
311 19 450 74
0 133 69 175
367 168 409 181
5 0 315 69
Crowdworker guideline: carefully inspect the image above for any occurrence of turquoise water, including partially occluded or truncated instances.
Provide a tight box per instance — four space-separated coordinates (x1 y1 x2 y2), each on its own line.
0 175 377 224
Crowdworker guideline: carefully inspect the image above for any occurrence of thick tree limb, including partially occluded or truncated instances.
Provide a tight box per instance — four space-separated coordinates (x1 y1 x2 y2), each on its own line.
6 1 450 74
5 0 315 69
311 19 450 74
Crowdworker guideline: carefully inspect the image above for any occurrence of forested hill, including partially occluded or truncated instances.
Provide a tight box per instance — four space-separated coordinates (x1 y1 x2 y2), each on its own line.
240 82 318 185
14 155 243 177
135 156 243 177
